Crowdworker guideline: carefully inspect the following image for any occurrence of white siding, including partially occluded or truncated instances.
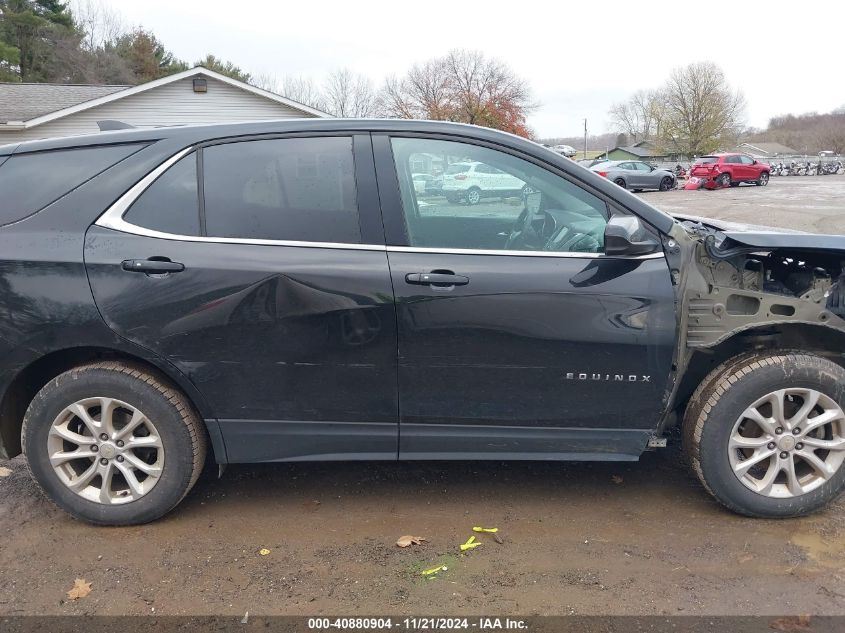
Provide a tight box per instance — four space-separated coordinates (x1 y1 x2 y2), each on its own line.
0 76 317 144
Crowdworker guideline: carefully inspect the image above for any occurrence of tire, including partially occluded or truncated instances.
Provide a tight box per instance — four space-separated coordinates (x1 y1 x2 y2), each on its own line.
729 182 740 187
465 187 482 205
684 352 845 518
659 176 674 191
717 173 732 187
757 172 770 186
22 361 207 525
613 178 626 189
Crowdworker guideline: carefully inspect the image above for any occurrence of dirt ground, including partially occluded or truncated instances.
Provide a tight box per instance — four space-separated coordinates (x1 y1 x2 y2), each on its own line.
1 175 845 618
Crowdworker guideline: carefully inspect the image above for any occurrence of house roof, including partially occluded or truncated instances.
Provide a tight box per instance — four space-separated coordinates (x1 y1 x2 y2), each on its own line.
737 142 798 156
601 145 666 158
0 66 329 129
0 83 129 123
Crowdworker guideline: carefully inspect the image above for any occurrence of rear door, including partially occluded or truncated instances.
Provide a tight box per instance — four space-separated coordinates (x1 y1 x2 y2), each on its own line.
375 135 677 460
85 134 399 462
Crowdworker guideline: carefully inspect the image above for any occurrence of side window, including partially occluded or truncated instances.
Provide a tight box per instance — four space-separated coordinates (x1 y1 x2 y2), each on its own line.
740 155 754 165
726 155 741 164
202 137 360 243
390 137 609 254
0 143 143 226
635 162 652 171
124 153 200 236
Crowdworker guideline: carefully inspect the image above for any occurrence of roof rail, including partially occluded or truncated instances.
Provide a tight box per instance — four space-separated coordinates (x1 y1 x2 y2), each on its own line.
97 120 136 131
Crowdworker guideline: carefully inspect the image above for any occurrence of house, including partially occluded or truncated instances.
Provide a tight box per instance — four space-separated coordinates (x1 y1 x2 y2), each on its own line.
0 66 329 145
594 139 681 163
731 142 799 158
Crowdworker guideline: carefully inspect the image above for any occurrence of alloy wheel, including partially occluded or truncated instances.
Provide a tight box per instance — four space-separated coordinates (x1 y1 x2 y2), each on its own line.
47 397 164 504
728 388 845 498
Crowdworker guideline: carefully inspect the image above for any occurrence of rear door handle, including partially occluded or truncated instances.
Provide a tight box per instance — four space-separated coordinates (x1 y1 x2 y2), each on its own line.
405 272 469 286
121 258 185 274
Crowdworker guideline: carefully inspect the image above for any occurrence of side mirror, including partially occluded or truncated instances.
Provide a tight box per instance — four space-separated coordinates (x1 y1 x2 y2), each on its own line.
604 216 660 256
753 159 758 165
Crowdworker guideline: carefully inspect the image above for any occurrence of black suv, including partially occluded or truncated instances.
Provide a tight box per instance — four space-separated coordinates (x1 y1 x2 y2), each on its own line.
2 120 845 525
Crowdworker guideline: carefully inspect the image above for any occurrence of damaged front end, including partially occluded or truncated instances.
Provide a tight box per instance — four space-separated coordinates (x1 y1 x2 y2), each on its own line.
659 216 845 427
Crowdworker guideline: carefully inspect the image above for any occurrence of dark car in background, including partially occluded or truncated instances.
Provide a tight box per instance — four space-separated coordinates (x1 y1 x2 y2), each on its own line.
2 119 845 525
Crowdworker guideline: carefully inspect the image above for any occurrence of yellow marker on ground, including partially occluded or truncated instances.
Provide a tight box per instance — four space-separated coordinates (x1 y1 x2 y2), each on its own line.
460 535 483 551
421 565 447 576
472 527 499 533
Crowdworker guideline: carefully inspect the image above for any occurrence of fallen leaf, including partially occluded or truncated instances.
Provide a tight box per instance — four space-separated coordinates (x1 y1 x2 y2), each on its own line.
611 475 624 484
66 578 92 600
396 535 426 548
0 466 11 477
770 615 812 631
493 533 504 545
259 548 270 556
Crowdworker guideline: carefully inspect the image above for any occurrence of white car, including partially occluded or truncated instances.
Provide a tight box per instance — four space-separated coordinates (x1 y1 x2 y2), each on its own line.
441 161 528 205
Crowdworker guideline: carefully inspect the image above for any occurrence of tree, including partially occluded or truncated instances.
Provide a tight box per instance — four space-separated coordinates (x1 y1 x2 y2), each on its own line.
0 0 76 81
111 28 185 82
608 89 661 143
276 74 326 111
378 49 535 137
657 62 745 156
194 53 249 82
322 68 377 117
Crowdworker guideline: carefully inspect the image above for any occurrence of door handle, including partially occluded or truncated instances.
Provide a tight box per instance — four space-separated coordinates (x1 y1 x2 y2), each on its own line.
405 272 469 286
121 258 185 274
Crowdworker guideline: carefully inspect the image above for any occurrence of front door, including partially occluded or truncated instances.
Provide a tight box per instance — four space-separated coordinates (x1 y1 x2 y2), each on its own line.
86 134 398 462
376 135 677 460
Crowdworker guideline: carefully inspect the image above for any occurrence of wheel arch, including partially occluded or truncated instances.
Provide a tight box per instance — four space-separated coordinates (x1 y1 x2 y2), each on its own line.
670 322 845 425
0 346 226 463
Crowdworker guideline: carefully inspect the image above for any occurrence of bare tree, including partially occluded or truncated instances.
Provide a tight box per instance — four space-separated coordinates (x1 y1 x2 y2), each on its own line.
608 89 661 143
323 68 378 117
658 61 745 156
71 0 126 51
276 75 327 111
377 49 535 137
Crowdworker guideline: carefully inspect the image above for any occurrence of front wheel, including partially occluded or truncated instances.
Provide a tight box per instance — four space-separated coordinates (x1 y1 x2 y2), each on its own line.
757 172 770 186
684 352 845 518
22 362 207 525
658 176 674 191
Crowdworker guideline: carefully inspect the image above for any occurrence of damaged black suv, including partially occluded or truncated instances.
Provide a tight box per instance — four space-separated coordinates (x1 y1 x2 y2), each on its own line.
1 119 845 525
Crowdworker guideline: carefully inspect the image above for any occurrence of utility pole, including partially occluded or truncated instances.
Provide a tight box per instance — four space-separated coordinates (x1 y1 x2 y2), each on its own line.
583 118 588 159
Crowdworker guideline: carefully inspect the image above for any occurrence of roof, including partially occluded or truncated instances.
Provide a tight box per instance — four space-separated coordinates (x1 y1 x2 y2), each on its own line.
737 142 799 156
599 145 666 159
0 66 329 129
0 83 129 123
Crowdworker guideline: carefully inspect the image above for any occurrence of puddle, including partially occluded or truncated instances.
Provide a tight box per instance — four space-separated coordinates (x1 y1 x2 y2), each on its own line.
791 530 845 568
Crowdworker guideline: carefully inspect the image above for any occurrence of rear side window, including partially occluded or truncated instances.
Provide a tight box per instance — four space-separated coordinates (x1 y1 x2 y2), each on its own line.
0 144 142 226
202 137 360 243
124 153 200 236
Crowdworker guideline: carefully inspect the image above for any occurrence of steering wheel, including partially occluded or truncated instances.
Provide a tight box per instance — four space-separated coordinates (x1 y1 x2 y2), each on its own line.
505 207 554 251
544 224 600 253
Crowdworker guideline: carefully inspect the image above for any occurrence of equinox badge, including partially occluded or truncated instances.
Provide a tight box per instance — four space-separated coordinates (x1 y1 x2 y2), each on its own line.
565 373 652 382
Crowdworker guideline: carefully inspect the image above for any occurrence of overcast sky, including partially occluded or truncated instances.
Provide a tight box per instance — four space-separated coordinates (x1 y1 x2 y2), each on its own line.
104 0 844 138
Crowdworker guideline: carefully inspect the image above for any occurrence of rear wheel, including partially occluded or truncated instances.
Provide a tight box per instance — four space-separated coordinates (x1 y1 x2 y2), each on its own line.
465 187 482 205
757 172 770 186
684 352 845 517
22 362 207 525
717 173 732 187
613 178 626 189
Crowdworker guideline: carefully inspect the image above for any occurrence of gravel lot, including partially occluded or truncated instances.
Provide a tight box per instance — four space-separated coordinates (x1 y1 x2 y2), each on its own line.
1 175 845 618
